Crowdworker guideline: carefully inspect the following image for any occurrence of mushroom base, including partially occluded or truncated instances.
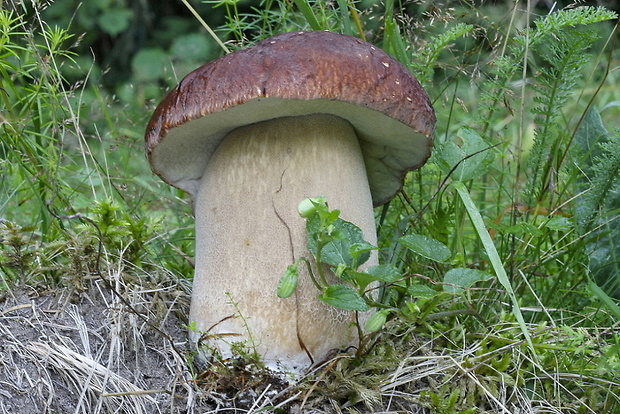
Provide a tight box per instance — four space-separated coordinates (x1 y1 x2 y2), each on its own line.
190 113 377 374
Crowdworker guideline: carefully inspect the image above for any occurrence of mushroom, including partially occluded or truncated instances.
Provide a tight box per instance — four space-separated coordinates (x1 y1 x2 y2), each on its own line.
145 30 435 373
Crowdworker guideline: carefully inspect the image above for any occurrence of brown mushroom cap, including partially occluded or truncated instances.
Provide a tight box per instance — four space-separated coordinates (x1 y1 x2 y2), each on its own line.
145 30 435 206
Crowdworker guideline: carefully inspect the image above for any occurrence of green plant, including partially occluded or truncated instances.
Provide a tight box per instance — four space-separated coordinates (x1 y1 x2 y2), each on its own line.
1 3 196 290
278 197 493 350
261 3 620 410
571 106 620 300
390 5 618 318
0 220 41 286
0 7 79 237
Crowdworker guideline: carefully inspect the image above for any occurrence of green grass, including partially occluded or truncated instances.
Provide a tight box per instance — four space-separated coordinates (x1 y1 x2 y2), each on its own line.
1 0 620 412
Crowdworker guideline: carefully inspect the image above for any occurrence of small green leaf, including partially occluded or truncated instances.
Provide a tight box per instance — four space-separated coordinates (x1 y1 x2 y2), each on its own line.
543 216 573 232
170 33 211 61
345 265 402 291
344 270 376 291
349 242 377 259
504 221 543 237
321 219 369 267
318 284 369 311
443 268 493 294
365 309 392 332
365 265 402 283
439 127 495 181
400 234 452 263
407 284 438 298
131 48 170 81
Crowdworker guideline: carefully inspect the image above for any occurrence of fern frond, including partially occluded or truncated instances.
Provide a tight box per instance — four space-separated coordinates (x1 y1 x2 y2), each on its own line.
411 23 474 88
576 113 620 229
477 6 616 134
533 6 617 37
525 27 600 205
572 107 620 298
583 130 620 298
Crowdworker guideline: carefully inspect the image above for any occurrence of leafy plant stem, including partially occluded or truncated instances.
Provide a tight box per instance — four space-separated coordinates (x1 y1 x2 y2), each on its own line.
315 239 329 287
300 256 325 291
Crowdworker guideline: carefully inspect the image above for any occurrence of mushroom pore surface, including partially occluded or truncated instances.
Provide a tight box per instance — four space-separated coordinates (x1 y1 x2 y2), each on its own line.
190 113 377 372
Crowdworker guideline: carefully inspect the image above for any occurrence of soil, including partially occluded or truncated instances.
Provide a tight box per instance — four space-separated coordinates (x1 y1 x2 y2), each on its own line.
0 272 299 413
0 275 203 414
0 270 428 414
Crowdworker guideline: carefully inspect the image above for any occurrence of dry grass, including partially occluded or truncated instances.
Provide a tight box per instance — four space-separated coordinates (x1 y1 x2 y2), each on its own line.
0 252 198 414
1 253 618 413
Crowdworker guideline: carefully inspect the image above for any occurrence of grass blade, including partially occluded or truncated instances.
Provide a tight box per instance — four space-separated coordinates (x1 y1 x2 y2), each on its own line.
292 0 323 30
335 0 352 35
181 0 230 53
453 181 537 356
588 278 620 320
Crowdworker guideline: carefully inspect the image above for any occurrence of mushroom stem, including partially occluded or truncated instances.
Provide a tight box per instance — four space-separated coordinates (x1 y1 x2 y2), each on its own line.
190 113 377 372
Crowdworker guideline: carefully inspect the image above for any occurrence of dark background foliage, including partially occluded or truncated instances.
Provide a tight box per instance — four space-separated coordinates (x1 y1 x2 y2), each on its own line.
21 0 617 90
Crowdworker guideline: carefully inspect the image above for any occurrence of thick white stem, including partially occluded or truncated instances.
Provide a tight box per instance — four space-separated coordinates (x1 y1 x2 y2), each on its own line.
190 113 377 372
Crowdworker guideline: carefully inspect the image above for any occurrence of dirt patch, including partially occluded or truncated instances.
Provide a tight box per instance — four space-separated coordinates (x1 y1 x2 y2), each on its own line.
0 272 204 414
0 280 339 413
0 268 429 413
